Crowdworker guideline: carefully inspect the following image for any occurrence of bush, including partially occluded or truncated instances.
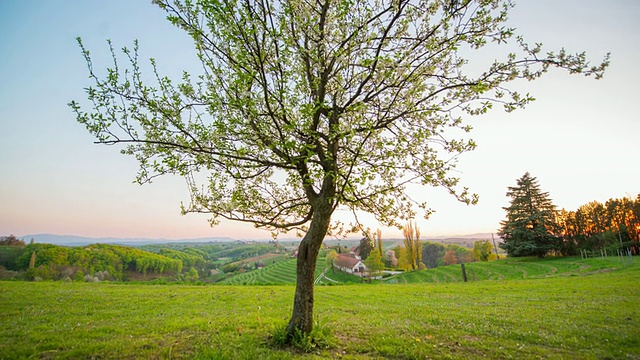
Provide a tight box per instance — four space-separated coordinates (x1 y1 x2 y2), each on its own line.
222 263 240 273
95 271 111 281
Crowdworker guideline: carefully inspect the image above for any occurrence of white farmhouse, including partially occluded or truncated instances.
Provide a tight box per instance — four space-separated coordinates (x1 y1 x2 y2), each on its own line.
334 254 367 276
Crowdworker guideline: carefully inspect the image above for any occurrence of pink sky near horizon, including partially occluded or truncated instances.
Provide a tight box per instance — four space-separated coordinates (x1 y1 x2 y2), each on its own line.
0 1 638 240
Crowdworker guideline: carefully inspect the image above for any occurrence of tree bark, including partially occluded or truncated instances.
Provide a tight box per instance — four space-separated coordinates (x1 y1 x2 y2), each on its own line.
285 200 332 338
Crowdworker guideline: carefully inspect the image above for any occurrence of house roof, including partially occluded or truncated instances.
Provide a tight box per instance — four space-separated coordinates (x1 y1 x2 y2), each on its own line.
335 254 365 269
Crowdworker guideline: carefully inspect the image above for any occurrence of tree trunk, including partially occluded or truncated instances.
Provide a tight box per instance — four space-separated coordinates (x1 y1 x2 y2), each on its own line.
285 203 332 339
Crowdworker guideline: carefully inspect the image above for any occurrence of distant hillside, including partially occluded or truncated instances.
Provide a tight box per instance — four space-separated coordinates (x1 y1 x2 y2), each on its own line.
18 233 501 247
435 232 500 240
20 234 237 246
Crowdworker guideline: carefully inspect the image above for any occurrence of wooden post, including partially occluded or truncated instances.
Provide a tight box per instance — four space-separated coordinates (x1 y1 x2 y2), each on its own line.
491 234 499 259
461 263 468 282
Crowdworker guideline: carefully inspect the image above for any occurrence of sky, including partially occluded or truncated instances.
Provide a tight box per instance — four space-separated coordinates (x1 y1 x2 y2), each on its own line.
0 1 638 241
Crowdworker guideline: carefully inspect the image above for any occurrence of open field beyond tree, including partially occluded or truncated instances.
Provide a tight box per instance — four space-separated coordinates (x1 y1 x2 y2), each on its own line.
1 257 638 359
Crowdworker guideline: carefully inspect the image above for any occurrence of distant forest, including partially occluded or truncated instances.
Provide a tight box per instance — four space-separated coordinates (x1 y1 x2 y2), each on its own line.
0 239 283 283
555 195 639 254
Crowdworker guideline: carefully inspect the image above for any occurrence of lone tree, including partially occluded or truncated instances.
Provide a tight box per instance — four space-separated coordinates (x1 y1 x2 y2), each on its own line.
498 172 559 257
70 0 608 339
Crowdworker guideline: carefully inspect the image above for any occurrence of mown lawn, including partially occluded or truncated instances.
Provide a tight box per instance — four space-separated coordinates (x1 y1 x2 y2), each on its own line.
1 258 638 359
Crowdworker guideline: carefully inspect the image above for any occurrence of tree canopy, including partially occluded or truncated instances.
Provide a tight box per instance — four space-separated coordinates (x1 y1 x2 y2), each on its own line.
70 0 608 339
556 195 640 255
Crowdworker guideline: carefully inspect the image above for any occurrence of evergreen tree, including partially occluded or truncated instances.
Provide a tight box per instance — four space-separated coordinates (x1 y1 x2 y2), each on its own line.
421 242 446 268
358 233 375 261
498 173 559 257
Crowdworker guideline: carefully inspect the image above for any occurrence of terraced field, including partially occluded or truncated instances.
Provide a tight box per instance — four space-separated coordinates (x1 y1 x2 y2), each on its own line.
219 258 326 285
219 255 629 285
384 257 624 284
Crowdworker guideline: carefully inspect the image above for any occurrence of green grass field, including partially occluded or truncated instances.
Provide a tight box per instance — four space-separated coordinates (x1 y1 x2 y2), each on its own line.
384 257 625 284
223 254 631 286
1 257 638 359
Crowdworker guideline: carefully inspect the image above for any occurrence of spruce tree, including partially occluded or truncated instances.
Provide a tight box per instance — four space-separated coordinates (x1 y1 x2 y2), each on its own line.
498 173 559 257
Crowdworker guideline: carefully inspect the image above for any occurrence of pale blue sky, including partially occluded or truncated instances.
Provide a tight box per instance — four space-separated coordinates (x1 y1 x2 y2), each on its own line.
1 1 638 240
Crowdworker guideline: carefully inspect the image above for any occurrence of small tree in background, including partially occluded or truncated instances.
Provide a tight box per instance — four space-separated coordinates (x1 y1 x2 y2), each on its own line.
28 252 36 269
397 245 410 271
402 222 422 271
384 249 398 268
499 173 559 257
444 249 458 265
325 250 338 273
375 229 383 255
358 232 375 261
0 235 25 247
186 267 200 282
473 240 493 261
364 248 384 280
422 242 446 268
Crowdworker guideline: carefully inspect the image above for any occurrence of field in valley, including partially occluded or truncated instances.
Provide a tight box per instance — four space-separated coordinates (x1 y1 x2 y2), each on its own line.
1 257 638 359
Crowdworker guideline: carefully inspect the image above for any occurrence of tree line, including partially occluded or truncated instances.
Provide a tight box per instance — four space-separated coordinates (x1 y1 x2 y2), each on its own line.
556 195 640 255
499 172 639 257
0 238 289 283
1 242 183 281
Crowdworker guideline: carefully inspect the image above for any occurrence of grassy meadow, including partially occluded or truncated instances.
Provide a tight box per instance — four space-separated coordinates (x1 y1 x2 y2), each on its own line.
1 257 639 359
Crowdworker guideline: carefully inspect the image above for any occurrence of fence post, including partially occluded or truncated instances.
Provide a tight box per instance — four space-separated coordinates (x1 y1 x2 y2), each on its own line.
461 263 468 282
